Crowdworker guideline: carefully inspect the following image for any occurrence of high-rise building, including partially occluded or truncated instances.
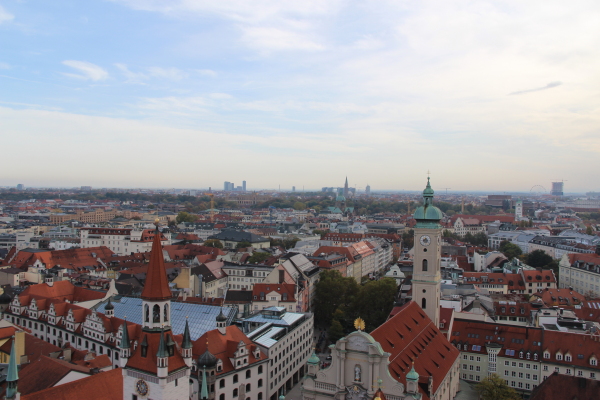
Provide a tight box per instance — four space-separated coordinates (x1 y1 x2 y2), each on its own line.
366 184 371 195
242 180 246 191
224 181 230 191
344 176 349 197
292 186 295 192
411 177 443 326
16 184 24 191
551 181 564 196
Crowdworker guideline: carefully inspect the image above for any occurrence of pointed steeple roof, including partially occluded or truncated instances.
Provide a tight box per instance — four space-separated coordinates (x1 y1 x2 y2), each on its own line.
182 319 192 349
157 328 168 358
120 320 130 349
141 226 172 301
200 367 209 399
6 339 19 399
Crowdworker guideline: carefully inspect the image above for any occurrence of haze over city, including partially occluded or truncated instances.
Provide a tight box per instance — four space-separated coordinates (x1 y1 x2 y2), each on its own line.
1 1 599 191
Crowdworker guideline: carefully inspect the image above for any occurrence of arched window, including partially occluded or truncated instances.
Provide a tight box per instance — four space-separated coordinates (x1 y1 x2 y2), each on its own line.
153 304 160 323
145 304 149 323
246 370 251 378
422 259 428 271
422 298 427 309
220 395 225 400
258 394 263 400
246 383 251 391
258 379 263 387
164 304 169 322
233 388 238 398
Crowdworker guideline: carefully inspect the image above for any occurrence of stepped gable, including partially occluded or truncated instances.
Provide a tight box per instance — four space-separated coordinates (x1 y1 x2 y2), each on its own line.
193 325 266 375
20 367 123 400
140 228 172 301
370 302 459 398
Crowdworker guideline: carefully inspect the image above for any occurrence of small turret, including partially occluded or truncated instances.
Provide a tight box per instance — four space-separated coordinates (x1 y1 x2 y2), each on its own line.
156 328 168 377
104 298 114 318
181 319 193 365
200 367 209 400
216 309 227 335
307 351 320 376
5 339 19 400
406 362 419 394
119 320 131 368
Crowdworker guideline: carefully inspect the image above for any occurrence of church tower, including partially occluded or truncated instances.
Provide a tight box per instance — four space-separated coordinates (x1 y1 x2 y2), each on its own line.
122 222 190 400
412 177 443 326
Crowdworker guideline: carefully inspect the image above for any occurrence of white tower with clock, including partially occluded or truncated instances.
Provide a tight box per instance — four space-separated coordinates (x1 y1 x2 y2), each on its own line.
122 224 190 400
412 177 443 326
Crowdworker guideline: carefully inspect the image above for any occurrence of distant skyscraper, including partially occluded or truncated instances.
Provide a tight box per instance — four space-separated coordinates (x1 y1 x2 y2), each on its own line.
366 184 371 196
242 180 246 191
16 184 24 191
515 199 523 220
292 186 295 192
551 181 564 196
224 181 229 191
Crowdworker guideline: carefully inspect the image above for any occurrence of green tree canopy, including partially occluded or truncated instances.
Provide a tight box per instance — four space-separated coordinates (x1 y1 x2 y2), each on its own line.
526 250 553 269
176 211 197 223
314 270 360 327
499 241 523 260
328 319 345 342
203 239 223 248
355 278 397 331
402 229 414 249
247 251 271 264
476 374 520 400
236 241 252 249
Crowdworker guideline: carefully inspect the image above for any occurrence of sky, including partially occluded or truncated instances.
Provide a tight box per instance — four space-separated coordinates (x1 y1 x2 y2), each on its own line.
1 1 599 193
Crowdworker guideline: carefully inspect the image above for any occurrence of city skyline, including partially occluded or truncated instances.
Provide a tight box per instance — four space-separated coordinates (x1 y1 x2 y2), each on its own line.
1 1 600 191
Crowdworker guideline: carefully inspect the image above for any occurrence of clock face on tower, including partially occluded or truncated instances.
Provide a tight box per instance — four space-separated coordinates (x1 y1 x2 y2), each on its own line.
136 379 149 397
419 235 431 247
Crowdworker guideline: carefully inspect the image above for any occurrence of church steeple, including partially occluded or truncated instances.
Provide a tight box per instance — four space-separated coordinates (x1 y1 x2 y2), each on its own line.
119 320 131 367
141 221 172 331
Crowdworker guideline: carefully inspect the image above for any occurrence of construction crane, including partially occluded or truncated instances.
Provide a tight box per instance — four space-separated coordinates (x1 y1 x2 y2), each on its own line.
441 188 451 195
204 193 215 223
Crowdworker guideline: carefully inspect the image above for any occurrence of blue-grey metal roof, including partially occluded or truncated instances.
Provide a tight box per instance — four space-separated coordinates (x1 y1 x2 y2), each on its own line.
243 310 305 327
94 297 236 340
252 327 285 348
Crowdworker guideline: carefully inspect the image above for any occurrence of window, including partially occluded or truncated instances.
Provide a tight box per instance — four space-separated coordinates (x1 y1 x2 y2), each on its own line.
258 365 263 374
233 389 238 398
533 375 538 380
246 370 251 379
565 355 571 362
591 359 598 366
220 380 225 388
591 373 596 379
566 369 571 375
543 366 548 371
578 371 583 377
556 354 562 361
258 379 263 388
246 384 251 392
422 298 426 309
233 374 238 384
422 259 428 271
504 371 509 376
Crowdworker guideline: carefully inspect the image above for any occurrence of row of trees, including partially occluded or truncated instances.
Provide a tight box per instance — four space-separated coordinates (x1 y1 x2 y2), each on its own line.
314 270 397 339
442 230 489 247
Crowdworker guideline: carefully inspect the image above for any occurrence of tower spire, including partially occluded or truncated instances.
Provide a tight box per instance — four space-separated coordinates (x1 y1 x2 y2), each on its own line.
5 339 19 400
141 223 171 301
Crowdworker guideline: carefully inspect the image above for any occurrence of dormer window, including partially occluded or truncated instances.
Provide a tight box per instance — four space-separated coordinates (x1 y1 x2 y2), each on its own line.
556 354 563 361
591 359 597 366
544 352 550 359
565 355 572 362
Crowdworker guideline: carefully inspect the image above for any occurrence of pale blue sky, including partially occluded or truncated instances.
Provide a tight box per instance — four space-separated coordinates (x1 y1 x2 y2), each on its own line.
1 1 599 192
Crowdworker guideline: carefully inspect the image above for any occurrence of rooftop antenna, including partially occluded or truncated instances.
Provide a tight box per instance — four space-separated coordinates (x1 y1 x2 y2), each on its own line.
442 188 451 195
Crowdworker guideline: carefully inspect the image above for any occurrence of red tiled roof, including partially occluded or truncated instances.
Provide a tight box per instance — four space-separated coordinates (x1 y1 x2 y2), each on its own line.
371 302 459 399
20 281 106 303
193 325 266 375
18 355 91 395
530 372 600 400
531 288 584 307
20 367 123 400
252 283 296 302
126 329 187 375
140 230 172 301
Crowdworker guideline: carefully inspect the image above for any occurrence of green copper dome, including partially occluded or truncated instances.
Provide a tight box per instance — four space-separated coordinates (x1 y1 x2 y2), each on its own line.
413 177 443 228
308 352 320 365
406 364 419 381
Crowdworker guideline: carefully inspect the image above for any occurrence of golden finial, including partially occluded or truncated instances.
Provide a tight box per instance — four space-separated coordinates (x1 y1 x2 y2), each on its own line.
354 317 365 331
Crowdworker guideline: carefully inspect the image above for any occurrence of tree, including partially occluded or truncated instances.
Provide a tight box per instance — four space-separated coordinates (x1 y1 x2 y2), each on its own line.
314 270 360 327
328 319 345 342
354 278 397 331
247 252 270 264
526 250 553 269
476 374 520 400
236 241 252 249
293 201 306 210
402 229 414 249
499 241 523 260
176 211 197 223
587 225 594 235
204 239 223 249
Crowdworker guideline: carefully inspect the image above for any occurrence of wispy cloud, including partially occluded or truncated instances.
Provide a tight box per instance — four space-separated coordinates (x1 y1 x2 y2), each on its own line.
0 5 14 24
0 62 10 70
509 81 562 95
115 64 188 83
62 60 108 81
